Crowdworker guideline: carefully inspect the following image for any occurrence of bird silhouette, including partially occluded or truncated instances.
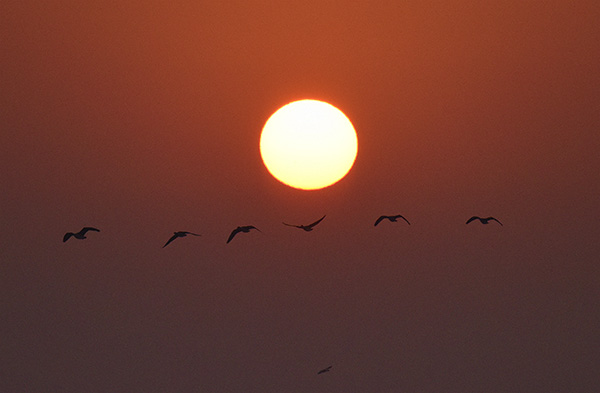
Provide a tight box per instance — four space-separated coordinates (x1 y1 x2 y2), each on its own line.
163 231 201 248
374 214 410 226
466 216 503 226
227 225 261 243
63 227 100 242
283 215 326 231
317 365 332 374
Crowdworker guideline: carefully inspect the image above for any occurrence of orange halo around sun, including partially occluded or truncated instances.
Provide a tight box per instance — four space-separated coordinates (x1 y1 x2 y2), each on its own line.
260 99 358 190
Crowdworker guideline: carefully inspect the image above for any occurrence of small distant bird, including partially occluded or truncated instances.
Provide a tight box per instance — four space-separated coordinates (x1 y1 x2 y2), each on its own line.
374 214 410 227
317 366 332 375
163 231 201 248
466 216 503 226
283 215 326 231
227 225 261 243
63 227 100 242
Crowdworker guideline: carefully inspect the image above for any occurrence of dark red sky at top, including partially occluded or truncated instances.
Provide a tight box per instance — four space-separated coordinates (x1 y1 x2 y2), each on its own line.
1 1 599 392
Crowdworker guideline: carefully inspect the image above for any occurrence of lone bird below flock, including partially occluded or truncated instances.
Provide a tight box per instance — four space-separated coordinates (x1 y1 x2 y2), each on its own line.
317 366 332 375
466 216 503 226
374 214 411 227
63 227 100 242
283 215 326 231
163 231 200 248
227 225 261 243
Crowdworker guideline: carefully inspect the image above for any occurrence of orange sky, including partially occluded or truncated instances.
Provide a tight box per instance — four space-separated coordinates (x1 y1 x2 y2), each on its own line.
1 1 599 392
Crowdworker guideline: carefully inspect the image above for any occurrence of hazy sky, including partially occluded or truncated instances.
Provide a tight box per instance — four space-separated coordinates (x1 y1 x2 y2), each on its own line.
2 1 599 392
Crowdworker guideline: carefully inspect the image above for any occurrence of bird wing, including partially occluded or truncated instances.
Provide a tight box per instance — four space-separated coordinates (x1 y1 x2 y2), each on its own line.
307 215 326 228
163 234 178 248
227 228 241 243
374 216 386 226
318 366 332 374
395 215 410 225
81 227 100 234
466 216 480 224
63 233 73 242
489 217 503 226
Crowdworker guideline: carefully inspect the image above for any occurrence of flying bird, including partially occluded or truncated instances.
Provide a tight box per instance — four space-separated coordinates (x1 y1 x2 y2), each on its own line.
374 214 410 226
283 215 326 231
466 216 503 226
63 227 100 242
227 225 261 243
163 231 201 248
317 366 332 375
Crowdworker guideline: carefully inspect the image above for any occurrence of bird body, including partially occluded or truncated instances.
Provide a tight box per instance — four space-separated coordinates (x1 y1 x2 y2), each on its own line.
466 216 503 226
374 214 410 226
63 227 100 242
283 215 326 231
227 225 261 243
163 231 201 248
318 365 332 374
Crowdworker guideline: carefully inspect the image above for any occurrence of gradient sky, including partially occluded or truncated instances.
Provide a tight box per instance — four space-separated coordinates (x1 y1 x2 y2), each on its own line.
2 1 599 392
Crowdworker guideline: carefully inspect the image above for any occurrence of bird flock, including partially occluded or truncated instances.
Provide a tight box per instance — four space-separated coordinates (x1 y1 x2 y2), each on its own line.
63 215 502 247
61 215 501 376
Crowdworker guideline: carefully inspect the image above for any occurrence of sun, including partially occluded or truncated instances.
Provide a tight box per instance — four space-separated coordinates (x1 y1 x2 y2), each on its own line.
260 99 358 190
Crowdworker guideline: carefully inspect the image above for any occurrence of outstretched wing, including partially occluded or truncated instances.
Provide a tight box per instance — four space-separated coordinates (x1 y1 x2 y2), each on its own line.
63 232 73 242
374 216 387 226
307 215 326 228
318 366 332 374
163 234 178 248
489 217 503 226
394 215 410 225
466 216 480 224
227 228 241 243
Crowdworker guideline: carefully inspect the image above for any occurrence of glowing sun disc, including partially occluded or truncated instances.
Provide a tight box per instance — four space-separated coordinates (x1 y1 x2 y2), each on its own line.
260 99 358 190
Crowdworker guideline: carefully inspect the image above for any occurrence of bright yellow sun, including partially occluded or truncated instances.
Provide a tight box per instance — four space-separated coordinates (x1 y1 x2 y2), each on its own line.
260 99 358 190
